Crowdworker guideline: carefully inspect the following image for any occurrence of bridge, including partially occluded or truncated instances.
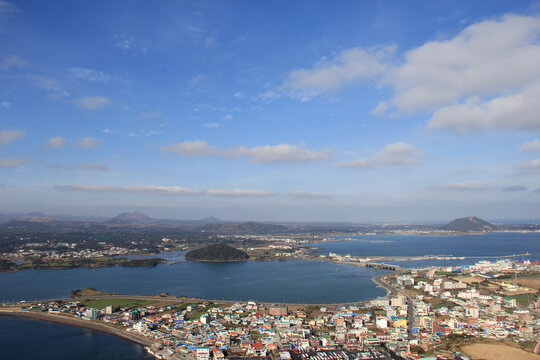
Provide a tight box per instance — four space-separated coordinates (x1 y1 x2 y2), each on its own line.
365 262 401 270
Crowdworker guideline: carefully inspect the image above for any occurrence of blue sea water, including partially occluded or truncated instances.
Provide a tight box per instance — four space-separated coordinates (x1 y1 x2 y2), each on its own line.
0 315 149 360
309 232 540 268
0 258 390 304
0 232 539 359
1 232 538 304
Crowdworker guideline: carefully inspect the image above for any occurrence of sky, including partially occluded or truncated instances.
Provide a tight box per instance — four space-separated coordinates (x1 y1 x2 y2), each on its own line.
1 0 540 222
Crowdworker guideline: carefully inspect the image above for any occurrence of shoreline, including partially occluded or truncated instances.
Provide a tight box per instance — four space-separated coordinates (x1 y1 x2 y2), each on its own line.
0 272 395 355
0 309 153 347
0 271 394 308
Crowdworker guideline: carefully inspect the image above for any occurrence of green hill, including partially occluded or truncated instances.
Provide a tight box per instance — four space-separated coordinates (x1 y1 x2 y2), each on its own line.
197 221 288 234
441 216 496 232
185 243 249 262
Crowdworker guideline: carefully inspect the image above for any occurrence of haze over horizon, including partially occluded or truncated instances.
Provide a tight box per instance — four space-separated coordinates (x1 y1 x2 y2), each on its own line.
2 0 540 222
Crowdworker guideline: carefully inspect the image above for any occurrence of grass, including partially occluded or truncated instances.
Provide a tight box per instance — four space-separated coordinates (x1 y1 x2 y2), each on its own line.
83 298 156 310
169 303 195 312
188 303 224 319
519 340 536 352
433 301 456 309
507 293 534 306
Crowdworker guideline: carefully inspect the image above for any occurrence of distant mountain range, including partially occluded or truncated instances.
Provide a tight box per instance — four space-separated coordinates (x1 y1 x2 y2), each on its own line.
103 212 227 225
2 211 536 233
198 221 288 234
441 216 497 232
105 211 153 224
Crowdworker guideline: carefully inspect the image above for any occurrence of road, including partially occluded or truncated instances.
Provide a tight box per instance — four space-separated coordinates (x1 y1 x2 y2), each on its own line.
372 274 416 340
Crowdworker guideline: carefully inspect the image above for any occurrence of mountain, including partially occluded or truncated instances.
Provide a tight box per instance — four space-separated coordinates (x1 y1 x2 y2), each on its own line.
198 221 288 234
26 211 46 217
106 211 153 224
185 243 249 262
0 220 50 229
441 216 496 232
199 216 222 224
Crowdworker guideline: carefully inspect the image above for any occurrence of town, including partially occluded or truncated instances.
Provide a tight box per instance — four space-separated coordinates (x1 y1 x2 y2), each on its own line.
2 258 538 360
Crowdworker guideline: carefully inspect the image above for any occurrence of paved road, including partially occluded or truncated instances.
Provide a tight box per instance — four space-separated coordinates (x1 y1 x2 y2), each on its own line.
372 274 416 340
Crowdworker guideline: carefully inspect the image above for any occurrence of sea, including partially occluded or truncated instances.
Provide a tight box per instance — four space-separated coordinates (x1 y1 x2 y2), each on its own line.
0 232 538 359
0 315 150 359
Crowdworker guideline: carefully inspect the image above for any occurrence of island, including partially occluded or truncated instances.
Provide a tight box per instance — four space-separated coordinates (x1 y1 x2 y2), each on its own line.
185 243 249 262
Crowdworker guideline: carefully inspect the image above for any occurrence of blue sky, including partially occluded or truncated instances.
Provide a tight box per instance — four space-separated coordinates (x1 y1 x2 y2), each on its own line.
1 0 540 222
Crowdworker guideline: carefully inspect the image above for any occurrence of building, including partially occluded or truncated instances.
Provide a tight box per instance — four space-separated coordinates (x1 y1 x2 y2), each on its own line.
196 347 210 360
83 308 99 320
269 306 288 316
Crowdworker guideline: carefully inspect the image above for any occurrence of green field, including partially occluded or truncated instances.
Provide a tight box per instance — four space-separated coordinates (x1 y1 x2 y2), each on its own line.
507 294 535 306
83 298 157 310
188 303 224 319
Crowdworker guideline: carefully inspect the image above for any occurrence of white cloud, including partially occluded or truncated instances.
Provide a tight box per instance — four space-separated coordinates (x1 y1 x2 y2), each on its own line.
0 0 18 14
370 101 389 116
204 36 217 48
113 34 147 54
0 129 25 144
160 141 330 163
72 96 112 110
69 67 111 82
427 183 490 191
520 139 540 152
389 15 540 112
337 142 424 168
189 74 206 85
203 122 221 129
74 137 101 149
27 75 61 91
223 115 233 121
280 15 540 133
282 46 393 99
390 15 540 133
337 158 373 168
428 85 540 133
140 111 162 119
225 143 332 163
101 129 122 135
518 159 540 174
46 136 67 148
76 163 109 171
206 189 275 197
0 54 25 71
0 157 25 168
160 140 219 157
290 191 333 199
0 100 10 108
57 184 202 195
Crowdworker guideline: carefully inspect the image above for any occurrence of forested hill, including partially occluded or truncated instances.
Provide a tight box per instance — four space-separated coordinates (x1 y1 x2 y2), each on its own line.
185 244 249 261
197 221 288 234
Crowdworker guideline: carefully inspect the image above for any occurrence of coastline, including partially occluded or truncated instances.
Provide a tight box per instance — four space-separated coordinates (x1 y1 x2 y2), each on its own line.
0 273 393 353
0 309 153 347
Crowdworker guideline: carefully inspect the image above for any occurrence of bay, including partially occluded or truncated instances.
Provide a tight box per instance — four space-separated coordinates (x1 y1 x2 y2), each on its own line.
0 315 149 360
0 258 390 304
1 232 538 304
